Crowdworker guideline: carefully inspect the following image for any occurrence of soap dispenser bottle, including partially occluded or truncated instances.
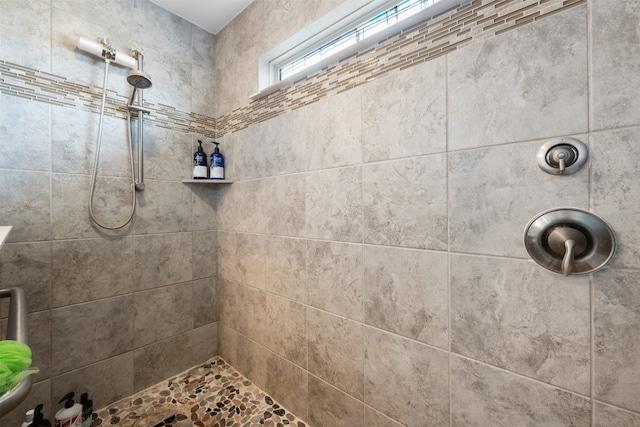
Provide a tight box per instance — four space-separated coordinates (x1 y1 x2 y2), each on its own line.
80 393 93 427
210 141 224 180
193 140 208 179
26 404 52 427
55 392 82 427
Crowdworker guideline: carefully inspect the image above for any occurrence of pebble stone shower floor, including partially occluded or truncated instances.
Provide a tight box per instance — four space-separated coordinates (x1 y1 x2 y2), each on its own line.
92 356 308 427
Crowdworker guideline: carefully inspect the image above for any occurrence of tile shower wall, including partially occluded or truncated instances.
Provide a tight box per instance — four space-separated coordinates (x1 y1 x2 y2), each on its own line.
0 0 218 424
215 1 640 426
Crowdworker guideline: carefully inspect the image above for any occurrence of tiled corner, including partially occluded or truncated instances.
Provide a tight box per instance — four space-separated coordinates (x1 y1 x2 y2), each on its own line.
94 357 308 427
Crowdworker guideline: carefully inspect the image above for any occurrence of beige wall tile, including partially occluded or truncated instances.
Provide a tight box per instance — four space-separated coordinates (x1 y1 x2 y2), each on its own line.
448 5 588 150
594 268 640 412
0 170 50 243
363 155 447 250
51 295 134 375
594 402 640 427
307 240 363 322
591 127 640 269
451 255 591 394
364 245 448 348
0 242 51 315
362 57 446 163
592 0 640 130
308 308 364 400
52 237 134 307
134 282 193 347
451 355 591 426
308 375 364 427
265 236 306 302
305 166 362 242
364 326 449 427
134 233 193 290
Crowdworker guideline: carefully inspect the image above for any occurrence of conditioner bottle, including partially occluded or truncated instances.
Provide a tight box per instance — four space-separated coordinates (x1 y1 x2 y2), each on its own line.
210 141 224 180
193 140 208 179
55 392 82 427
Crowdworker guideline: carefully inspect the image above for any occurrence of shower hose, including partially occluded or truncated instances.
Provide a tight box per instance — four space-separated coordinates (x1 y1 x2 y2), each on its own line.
88 58 137 230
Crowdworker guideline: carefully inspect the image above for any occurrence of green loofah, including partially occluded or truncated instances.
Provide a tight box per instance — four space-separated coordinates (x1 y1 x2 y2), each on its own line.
0 340 39 395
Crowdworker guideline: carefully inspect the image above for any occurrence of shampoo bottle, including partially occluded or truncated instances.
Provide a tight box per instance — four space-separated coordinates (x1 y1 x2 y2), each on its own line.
55 392 82 427
80 393 93 427
26 404 52 427
193 140 208 179
210 141 224 180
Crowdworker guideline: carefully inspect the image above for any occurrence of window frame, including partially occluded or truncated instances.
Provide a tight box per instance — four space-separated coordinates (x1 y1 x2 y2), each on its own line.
251 0 467 100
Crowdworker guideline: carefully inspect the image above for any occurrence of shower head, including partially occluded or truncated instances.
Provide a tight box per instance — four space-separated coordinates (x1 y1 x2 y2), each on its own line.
127 69 152 89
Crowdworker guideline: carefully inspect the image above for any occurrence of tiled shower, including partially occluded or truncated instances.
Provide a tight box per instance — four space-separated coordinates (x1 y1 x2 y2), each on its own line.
1 0 640 426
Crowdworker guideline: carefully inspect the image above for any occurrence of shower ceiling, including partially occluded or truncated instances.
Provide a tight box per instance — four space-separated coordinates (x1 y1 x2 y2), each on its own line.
150 0 253 34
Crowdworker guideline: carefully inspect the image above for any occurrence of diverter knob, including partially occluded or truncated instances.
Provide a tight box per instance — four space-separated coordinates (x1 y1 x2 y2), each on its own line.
536 137 588 175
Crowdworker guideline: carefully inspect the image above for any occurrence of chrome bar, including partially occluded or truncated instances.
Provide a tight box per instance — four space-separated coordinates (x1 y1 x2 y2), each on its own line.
0 287 32 416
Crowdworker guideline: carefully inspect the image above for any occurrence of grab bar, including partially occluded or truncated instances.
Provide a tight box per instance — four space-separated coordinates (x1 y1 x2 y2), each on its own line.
0 287 32 416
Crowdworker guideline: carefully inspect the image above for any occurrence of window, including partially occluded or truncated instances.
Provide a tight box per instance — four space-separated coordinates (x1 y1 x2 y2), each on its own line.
279 0 444 81
252 0 466 99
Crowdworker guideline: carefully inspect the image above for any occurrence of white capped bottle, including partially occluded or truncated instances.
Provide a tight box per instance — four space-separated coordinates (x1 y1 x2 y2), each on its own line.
55 392 82 427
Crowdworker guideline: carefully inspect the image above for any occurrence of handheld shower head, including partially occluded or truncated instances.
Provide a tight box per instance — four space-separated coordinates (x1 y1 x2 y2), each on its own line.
127 69 152 110
127 69 152 89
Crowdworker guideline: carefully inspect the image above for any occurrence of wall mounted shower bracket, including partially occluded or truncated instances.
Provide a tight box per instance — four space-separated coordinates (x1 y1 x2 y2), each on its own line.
536 137 588 175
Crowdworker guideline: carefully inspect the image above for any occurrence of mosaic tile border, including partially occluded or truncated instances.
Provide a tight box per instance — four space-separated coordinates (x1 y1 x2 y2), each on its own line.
216 0 586 136
0 0 585 140
92 356 308 427
0 61 216 138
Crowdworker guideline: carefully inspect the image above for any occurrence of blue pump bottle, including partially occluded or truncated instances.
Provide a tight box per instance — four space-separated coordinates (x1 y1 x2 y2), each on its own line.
210 142 224 180
193 140 208 179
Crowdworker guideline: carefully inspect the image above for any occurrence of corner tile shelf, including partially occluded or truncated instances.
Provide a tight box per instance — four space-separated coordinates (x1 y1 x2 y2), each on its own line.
181 179 233 184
